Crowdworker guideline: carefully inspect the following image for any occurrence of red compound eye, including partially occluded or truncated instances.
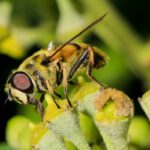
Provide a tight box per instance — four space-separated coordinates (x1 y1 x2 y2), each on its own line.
11 71 33 93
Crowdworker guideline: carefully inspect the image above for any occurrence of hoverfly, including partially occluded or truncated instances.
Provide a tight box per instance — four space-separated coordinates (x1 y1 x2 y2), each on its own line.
5 13 108 119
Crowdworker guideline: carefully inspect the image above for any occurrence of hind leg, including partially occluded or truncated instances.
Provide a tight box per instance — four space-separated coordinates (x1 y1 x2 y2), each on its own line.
86 46 105 88
62 65 72 107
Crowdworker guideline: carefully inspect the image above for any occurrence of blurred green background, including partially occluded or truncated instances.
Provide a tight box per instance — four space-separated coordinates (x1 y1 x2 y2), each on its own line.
0 0 150 149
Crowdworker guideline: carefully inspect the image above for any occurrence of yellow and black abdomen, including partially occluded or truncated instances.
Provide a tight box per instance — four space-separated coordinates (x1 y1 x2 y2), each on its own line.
93 47 108 69
78 43 108 69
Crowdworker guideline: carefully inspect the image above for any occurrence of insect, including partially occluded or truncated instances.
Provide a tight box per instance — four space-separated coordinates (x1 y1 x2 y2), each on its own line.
5 13 108 119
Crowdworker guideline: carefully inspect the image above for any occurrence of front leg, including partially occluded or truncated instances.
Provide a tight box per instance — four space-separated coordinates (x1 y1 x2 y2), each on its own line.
29 98 45 121
45 80 60 109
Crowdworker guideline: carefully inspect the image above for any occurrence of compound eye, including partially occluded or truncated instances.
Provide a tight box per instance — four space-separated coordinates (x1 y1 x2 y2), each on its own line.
11 71 33 93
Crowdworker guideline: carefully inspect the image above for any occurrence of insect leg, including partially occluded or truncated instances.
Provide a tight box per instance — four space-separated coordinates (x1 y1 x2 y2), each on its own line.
40 92 45 103
62 65 72 107
54 91 63 99
45 80 60 108
51 94 61 108
29 98 44 121
68 81 77 85
87 46 105 88
68 50 89 80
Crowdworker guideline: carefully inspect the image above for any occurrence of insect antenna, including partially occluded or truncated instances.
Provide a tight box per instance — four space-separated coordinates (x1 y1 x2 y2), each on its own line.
4 97 10 105
50 12 108 58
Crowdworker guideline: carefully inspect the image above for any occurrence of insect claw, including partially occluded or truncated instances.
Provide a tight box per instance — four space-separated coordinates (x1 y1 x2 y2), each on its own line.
54 101 61 109
36 103 45 121
68 100 72 108
66 96 72 108
99 86 105 92
40 109 45 121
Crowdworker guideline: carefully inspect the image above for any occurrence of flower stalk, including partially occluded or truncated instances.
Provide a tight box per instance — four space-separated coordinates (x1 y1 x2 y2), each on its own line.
6 79 134 150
